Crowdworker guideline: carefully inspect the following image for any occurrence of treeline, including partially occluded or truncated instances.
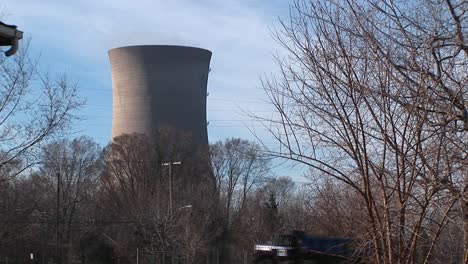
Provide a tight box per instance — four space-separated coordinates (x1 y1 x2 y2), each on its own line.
0 133 345 264
1 133 464 264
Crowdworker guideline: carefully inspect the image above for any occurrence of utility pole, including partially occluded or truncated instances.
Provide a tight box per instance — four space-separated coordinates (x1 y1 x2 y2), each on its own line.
161 161 181 216
56 172 60 264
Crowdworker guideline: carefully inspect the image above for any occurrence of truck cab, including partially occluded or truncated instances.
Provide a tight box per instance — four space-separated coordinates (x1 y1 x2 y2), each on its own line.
253 232 352 264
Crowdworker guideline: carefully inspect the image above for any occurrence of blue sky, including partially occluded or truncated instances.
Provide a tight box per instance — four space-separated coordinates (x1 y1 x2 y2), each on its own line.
1 0 307 180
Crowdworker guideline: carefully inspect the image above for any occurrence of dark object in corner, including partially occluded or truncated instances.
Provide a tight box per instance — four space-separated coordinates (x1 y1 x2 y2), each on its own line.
0 22 23 56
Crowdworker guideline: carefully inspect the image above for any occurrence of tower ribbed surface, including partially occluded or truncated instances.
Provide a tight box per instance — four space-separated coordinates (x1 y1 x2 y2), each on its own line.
109 45 211 145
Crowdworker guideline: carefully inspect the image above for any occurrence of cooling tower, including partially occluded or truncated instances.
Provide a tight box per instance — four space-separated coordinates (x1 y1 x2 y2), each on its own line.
108 45 211 145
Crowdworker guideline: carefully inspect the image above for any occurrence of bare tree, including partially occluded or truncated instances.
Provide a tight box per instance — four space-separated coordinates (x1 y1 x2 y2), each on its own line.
0 137 102 264
210 138 270 230
37 136 102 259
334 2 468 259
257 0 466 263
0 43 82 182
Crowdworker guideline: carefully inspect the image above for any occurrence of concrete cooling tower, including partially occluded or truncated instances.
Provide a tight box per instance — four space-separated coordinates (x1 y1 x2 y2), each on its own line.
108 45 212 145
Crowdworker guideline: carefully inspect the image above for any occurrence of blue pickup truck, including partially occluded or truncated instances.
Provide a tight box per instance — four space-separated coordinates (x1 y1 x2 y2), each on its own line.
253 231 353 264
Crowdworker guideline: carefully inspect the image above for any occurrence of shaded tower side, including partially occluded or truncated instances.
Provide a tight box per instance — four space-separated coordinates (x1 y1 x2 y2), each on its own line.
108 45 211 145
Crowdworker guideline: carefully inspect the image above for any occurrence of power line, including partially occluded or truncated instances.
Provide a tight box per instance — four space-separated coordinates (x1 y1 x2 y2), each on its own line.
76 87 271 104
81 124 268 128
79 92 274 105
78 115 269 122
